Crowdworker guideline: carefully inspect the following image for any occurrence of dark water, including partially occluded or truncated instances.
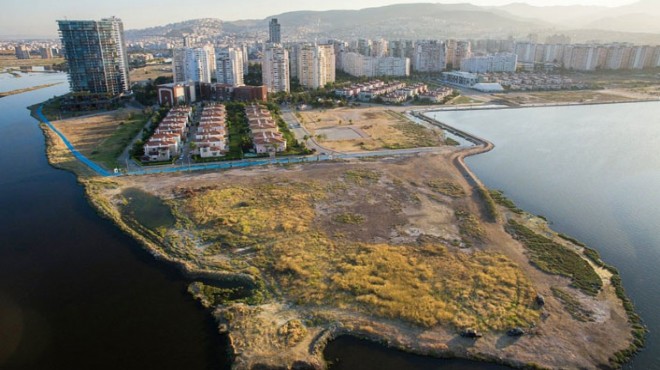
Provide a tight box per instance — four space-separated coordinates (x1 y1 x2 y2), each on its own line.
429 103 660 370
325 336 511 370
0 74 230 369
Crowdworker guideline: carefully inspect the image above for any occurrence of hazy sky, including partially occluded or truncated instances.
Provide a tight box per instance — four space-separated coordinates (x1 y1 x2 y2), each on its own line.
2 0 640 37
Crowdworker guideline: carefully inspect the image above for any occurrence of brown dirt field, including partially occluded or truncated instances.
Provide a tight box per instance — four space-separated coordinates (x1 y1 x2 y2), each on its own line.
51 109 140 158
299 107 444 152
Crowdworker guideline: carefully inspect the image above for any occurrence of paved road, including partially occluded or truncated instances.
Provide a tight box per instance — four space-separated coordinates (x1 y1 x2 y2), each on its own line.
123 146 444 176
280 109 330 154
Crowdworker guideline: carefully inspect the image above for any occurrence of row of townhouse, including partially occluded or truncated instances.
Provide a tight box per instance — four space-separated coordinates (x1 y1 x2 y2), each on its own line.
418 87 454 103
481 72 585 91
357 81 407 101
381 83 429 103
143 106 192 162
245 104 287 154
193 104 228 158
334 80 386 98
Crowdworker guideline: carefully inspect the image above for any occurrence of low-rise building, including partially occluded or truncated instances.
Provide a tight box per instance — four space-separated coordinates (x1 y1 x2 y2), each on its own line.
418 87 453 102
143 106 192 161
245 104 287 154
193 104 228 158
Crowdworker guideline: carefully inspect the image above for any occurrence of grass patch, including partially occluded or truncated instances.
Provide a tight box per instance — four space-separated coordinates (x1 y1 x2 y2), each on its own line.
445 137 460 146
506 220 602 296
333 213 366 225
332 244 539 330
391 121 442 148
489 190 524 215
88 114 147 169
344 169 381 185
609 273 648 366
478 187 499 222
426 180 465 198
551 287 594 322
455 209 485 241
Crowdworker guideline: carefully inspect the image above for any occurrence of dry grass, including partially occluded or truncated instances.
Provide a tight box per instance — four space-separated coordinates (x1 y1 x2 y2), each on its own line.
171 168 540 331
332 244 539 330
52 108 145 169
426 180 465 198
300 108 442 152
129 64 173 83
0 56 64 69
493 91 636 105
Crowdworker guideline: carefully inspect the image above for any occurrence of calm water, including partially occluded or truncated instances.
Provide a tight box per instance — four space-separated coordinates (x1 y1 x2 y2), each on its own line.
0 74 230 369
429 103 660 370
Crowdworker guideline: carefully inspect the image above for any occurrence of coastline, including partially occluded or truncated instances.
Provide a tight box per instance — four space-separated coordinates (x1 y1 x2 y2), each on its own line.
33 101 645 370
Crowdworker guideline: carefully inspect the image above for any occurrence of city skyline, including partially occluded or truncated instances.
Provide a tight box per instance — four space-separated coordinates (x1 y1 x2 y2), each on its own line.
3 0 641 38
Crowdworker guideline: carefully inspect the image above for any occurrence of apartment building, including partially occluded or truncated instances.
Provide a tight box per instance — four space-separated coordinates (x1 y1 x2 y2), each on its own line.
460 53 518 73
262 44 290 93
340 52 410 77
413 40 446 72
57 17 130 95
173 45 216 83
215 47 244 86
297 43 335 89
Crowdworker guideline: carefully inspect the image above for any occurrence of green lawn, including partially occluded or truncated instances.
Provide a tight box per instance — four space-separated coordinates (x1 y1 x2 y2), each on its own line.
88 114 147 169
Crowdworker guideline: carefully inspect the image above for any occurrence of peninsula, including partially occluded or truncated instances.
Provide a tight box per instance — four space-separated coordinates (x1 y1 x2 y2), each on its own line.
35 102 644 370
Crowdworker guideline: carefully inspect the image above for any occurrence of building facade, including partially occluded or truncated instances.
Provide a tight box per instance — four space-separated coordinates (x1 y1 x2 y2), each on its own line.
215 47 244 86
460 53 518 73
297 44 335 89
173 45 216 84
15 44 31 59
413 40 446 72
262 44 290 93
269 19 281 44
340 52 410 77
57 17 130 95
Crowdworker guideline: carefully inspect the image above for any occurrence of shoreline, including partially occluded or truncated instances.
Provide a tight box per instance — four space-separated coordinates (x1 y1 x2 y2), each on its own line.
33 101 644 370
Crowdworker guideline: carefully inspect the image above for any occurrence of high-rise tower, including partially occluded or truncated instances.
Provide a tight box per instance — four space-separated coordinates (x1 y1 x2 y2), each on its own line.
57 17 130 95
269 18 281 44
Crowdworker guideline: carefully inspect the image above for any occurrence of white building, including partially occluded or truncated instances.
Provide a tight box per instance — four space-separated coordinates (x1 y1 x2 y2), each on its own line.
173 45 216 83
460 53 517 73
215 47 244 86
340 52 410 77
297 44 335 89
262 44 290 93
413 40 447 72
442 71 479 87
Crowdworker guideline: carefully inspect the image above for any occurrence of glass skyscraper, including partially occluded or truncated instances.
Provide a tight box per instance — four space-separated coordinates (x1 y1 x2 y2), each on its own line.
57 17 130 96
269 18 281 44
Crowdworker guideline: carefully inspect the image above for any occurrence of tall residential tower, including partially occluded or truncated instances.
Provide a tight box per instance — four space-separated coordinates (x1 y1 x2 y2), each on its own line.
57 17 130 95
215 47 245 86
262 44 289 93
269 19 281 44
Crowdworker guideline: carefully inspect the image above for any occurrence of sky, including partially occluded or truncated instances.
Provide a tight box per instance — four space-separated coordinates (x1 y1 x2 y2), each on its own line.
2 0 641 38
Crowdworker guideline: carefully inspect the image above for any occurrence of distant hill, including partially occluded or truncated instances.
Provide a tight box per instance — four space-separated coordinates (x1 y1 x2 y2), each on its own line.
124 1 660 44
127 18 224 39
496 0 660 35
